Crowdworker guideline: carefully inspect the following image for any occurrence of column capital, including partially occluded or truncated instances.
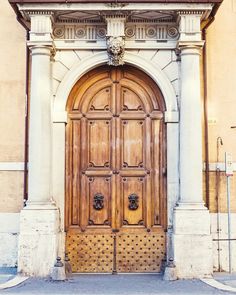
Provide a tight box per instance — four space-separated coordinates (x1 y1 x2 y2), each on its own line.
177 12 203 43
177 41 204 54
29 13 53 42
27 42 56 57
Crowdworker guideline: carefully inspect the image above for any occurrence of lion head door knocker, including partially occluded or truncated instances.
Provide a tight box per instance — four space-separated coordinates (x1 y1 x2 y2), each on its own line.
93 193 104 210
128 193 139 210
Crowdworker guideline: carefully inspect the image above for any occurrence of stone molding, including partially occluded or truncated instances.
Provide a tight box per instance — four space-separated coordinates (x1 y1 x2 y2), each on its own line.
0 162 24 171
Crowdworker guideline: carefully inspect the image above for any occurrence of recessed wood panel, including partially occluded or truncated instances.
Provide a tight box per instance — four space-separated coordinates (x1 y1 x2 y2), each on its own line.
87 176 112 226
121 177 144 226
152 119 161 225
72 120 81 226
122 87 144 111
89 87 111 112
88 120 111 168
121 120 144 168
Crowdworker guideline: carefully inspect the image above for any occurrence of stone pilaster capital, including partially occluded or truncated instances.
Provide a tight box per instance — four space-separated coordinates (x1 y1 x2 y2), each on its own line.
177 41 204 56
29 13 54 42
27 42 55 57
177 12 203 43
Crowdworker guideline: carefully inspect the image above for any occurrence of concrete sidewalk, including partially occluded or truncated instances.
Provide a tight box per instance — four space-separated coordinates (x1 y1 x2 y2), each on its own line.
214 272 236 288
0 268 16 285
0 274 234 295
1 269 236 294
0 268 28 291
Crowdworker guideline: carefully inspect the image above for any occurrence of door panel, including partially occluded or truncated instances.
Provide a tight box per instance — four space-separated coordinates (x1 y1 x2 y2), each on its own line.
116 232 166 273
67 233 114 273
121 120 144 168
88 120 111 168
87 176 112 226
121 176 145 226
66 65 166 273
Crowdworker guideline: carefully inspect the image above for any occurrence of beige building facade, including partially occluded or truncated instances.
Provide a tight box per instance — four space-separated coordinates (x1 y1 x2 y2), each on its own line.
0 0 235 278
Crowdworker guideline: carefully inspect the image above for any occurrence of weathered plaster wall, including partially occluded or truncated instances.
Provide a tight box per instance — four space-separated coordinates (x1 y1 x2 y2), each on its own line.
207 0 236 163
0 0 25 212
0 0 26 266
206 0 236 272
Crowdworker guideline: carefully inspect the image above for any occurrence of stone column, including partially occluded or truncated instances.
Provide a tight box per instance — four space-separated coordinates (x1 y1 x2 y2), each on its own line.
18 13 59 277
27 44 54 207
172 12 213 279
179 44 204 207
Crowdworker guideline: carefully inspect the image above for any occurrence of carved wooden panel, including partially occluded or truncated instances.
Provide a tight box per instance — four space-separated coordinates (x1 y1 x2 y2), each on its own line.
88 120 111 168
116 233 166 273
121 177 145 226
121 87 144 111
86 176 112 226
121 120 144 168
153 119 161 226
66 233 114 273
89 87 111 112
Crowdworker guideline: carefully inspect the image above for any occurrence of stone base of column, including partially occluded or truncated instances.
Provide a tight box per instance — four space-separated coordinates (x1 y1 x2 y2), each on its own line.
17 207 60 277
172 204 213 279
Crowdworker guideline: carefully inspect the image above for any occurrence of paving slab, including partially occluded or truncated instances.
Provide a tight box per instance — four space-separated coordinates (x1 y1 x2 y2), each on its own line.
214 273 236 289
0 274 234 295
0 269 17 285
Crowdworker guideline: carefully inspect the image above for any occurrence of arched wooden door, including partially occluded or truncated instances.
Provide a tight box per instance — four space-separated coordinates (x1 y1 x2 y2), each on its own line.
65 65 166 273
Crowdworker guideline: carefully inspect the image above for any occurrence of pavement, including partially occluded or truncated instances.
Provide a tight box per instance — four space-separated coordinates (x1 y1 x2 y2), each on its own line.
1 268 236 294
0 273 236 295
0 269 16 285
0 268 28 291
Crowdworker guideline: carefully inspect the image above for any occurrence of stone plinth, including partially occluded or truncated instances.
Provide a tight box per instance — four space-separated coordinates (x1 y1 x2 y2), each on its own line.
173 207 213 278
18 208 59 277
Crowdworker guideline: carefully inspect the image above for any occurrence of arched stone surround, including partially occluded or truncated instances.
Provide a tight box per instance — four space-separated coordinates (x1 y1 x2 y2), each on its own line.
52 50 180 262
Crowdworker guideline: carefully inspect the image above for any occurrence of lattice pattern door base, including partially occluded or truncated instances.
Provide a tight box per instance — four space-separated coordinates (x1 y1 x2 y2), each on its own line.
66 232 165 273
116 233 166 273
66 233 114 273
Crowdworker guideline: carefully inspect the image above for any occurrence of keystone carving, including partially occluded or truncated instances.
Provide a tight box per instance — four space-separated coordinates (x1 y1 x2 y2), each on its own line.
106 16 126 66
107 36 125 66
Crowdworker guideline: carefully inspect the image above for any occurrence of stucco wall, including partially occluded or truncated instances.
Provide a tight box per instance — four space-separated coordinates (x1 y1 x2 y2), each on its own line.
206 0 236 272
0 0 26 213
204 0 236 213
207 0 236 162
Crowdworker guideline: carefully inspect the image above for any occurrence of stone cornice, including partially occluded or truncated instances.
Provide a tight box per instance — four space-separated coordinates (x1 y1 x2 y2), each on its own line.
9 0 223 3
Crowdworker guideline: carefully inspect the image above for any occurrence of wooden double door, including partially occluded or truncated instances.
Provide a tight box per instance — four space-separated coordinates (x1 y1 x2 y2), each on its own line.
66 65 166 273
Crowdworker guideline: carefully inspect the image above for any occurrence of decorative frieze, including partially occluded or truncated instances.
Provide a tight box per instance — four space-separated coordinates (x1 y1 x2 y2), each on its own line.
52 23 179 42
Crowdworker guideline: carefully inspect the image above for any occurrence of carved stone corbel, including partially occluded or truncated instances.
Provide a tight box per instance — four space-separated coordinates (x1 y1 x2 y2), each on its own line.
107 36 125 66
106 16 126 66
